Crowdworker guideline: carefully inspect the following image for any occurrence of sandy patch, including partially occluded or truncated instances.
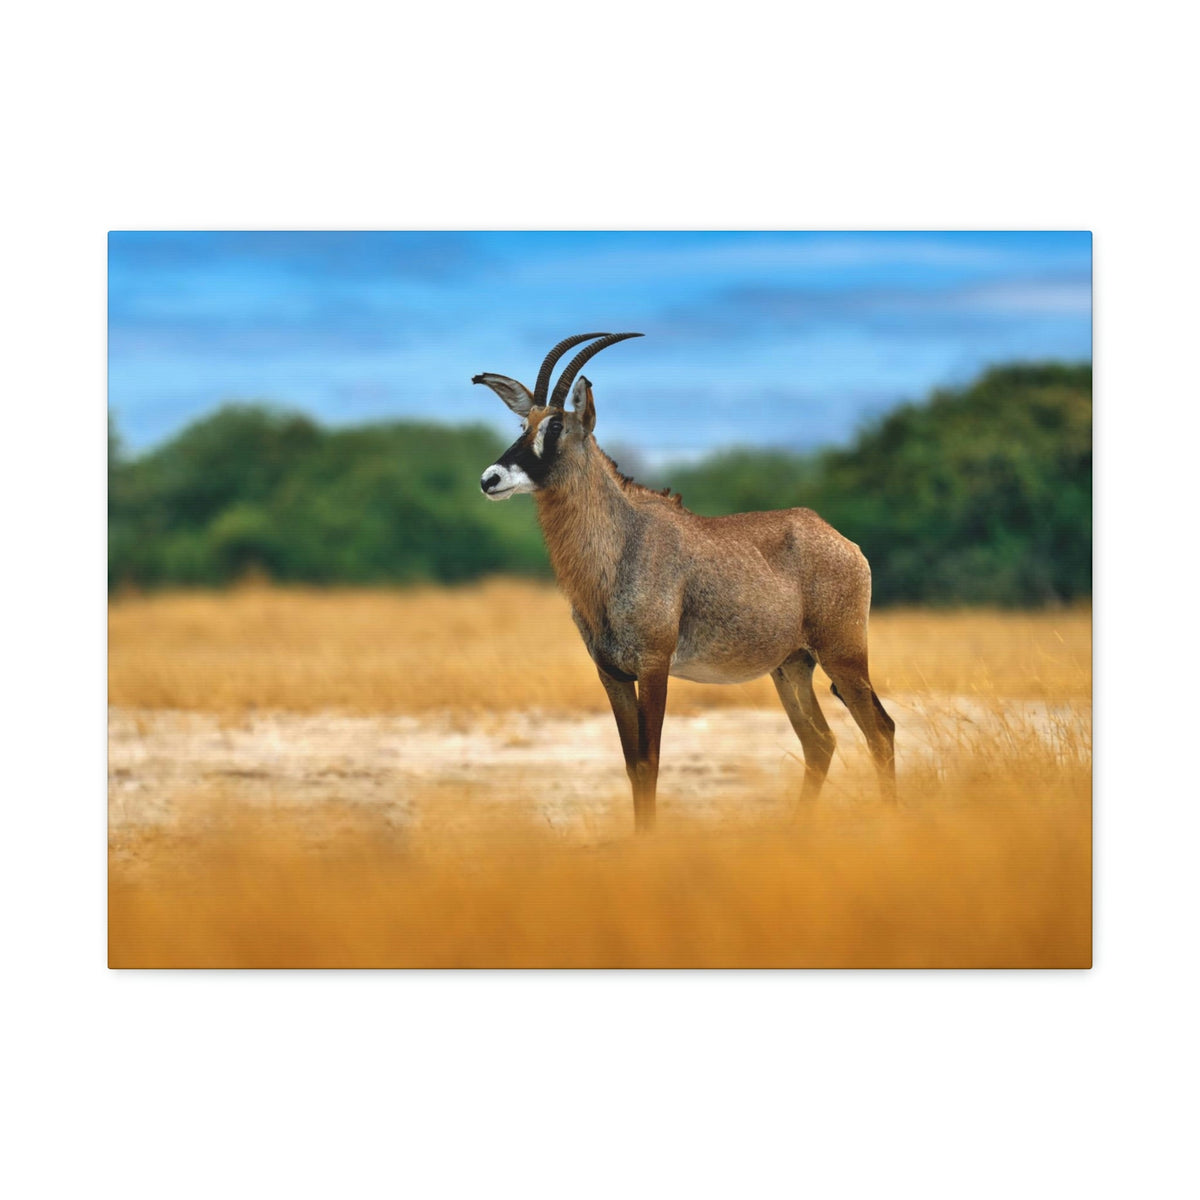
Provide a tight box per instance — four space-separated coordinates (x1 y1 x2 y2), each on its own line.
109 694 1089 844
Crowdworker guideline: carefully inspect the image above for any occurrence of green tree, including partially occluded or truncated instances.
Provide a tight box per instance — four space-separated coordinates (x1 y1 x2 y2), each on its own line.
107 405 549 589
107 363 1091 606
665 363 1091 606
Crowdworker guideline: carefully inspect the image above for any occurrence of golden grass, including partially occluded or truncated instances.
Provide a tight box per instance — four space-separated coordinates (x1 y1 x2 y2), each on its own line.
108 581 1091 968
109 767 1090 969
108 579 1091 714
108 707 1092 970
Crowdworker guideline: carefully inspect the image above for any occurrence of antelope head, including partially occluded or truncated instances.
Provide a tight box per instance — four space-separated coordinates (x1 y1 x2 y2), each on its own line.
475 332 643 500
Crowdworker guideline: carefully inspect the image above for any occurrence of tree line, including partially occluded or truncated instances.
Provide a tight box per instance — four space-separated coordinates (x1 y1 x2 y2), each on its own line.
109 361 1091 606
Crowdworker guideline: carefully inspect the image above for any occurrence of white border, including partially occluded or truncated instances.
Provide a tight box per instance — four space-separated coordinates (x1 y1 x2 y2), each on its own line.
6 2 1197 1195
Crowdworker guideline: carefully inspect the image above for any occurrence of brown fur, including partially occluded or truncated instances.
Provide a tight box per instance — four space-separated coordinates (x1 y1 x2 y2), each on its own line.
521 407 555 442
527 406 896 828
476 345 895 831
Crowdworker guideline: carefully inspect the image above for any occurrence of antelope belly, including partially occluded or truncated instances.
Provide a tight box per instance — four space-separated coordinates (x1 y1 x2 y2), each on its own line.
668 653 773 685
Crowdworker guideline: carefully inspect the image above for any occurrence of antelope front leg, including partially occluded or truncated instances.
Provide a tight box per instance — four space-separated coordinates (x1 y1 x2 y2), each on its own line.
633 663 670 833
597 666 641 793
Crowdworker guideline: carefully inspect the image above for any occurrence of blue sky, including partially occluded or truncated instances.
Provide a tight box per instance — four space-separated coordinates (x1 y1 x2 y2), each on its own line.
108 231 1091 463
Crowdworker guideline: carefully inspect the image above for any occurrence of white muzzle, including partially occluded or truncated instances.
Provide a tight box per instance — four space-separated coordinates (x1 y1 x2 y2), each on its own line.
480 463 534 501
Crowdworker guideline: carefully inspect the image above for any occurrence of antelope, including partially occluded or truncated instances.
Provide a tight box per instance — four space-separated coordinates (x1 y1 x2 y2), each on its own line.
475 332 895 831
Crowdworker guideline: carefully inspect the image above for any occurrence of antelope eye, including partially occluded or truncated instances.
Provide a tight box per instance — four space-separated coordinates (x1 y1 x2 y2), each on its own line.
549 419 563 433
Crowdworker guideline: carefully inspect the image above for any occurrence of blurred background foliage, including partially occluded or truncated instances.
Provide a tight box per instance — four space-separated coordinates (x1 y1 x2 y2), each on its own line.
109 361 1090 606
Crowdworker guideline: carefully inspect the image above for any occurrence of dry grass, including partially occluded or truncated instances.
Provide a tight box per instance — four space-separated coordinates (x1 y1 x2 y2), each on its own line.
108 581 1091 968
109 770 1090 969
109 579 1091 714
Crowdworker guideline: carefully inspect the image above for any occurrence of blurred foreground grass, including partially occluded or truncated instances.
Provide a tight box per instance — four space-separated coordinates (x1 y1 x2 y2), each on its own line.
110 774 1090 969
108 581 1091 968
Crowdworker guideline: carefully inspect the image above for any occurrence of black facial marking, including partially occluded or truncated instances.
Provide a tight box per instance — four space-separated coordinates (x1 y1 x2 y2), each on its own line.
495 417 564 486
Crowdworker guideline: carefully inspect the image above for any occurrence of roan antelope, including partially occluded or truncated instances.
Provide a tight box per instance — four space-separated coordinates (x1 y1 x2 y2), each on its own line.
475 332 895 831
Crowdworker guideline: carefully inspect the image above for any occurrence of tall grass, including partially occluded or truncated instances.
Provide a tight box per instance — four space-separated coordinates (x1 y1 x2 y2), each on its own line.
108 582 1091 968
109 782 1090 969
108 579 1091 714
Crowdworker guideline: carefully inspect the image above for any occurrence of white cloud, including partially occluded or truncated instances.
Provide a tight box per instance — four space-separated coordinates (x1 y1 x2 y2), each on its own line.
958 280 1092 316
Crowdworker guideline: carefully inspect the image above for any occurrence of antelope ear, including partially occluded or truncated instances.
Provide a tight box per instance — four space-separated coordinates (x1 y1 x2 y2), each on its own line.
472 373 534 417
571 375 596 433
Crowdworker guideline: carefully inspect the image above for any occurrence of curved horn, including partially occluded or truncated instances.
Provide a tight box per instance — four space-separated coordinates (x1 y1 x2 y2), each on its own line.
533 332 609 407
548 333 644 409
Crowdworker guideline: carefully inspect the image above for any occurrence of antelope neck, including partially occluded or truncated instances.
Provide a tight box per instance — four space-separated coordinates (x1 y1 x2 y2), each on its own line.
533 448 635 633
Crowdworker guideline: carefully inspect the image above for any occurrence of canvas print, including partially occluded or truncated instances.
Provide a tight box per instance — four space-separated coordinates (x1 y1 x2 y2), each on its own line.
108 231 1092 967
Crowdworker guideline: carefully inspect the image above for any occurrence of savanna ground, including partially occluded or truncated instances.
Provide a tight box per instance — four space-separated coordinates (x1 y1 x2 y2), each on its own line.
108 580 1091 968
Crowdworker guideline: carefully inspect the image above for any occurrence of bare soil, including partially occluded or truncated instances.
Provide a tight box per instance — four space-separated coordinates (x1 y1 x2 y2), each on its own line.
109 693 1089 851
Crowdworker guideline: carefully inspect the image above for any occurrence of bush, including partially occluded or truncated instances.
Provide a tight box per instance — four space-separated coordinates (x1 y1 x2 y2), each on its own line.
109 362 1091 606
669 363 1091 606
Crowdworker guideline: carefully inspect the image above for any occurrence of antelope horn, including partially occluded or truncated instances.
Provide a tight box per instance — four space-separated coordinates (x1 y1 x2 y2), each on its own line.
533 333 609 407
548 333 644 409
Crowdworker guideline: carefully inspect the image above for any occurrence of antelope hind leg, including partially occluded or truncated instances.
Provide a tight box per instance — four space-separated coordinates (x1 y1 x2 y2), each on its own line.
771 651 837 802
825 655 896 803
